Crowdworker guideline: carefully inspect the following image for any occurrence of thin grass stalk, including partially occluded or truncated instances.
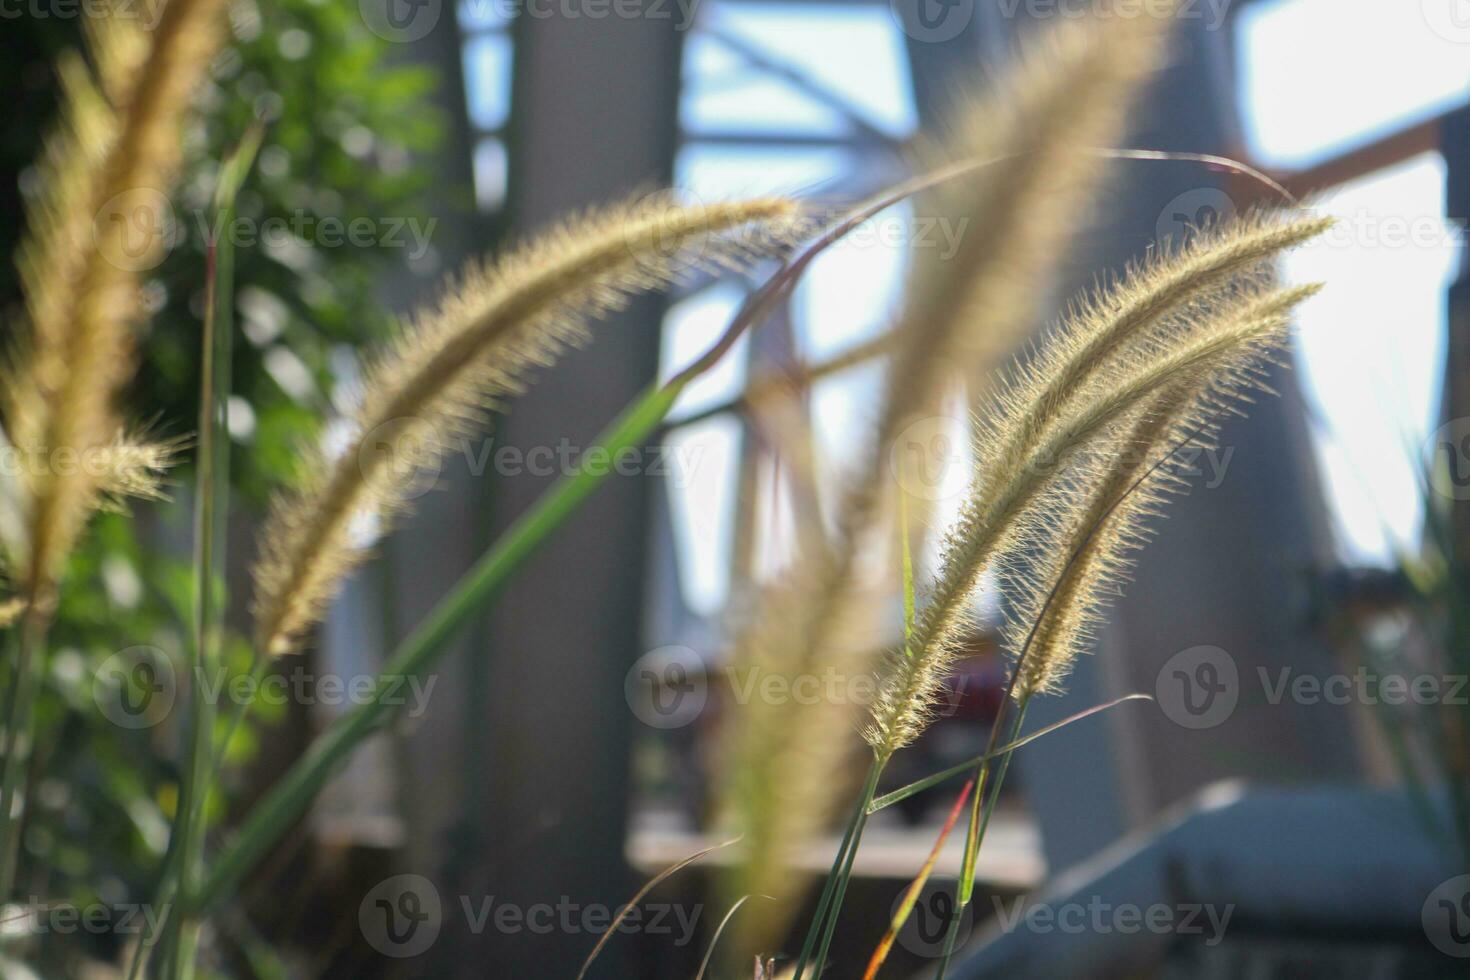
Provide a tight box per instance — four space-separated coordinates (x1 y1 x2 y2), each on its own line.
791 757 881 980
574 836 741 980
863 777 974 980
696 896 753 980
790 766 870 979
157 127 258 980
808 761 881 979
195 177 975 916
867 694 1151 814
933 697 1030 980
794 487 920 979
0 603 43 900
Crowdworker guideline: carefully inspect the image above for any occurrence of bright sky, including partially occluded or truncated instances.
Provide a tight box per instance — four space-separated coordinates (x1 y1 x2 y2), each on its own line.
1239 0 1468 563
649 0 1470 609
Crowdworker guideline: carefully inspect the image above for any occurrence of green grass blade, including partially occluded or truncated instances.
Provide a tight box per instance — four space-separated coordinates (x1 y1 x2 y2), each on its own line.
195 379 682 911
156 123 263 980
695 895 752 980
867 694 1152 814
192 167 988 915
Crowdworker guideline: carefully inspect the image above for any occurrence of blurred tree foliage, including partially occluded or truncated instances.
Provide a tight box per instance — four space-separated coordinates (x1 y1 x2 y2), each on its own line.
0 0 446 969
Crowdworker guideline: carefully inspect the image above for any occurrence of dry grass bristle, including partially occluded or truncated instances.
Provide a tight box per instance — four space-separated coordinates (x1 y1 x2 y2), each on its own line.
1004 386 1199 699
864 272 1325 751
251 194 806 656
92 434 185 511
888 2 1178 436
714 7 1183 960
7 0 226 591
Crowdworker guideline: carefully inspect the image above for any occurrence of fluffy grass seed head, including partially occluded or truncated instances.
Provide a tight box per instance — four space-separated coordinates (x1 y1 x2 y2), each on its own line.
716 6 1185 954
888 1 1179 438
1002 386 1199 700
8 0 226 591
252 194 807 656
865 265 1324 751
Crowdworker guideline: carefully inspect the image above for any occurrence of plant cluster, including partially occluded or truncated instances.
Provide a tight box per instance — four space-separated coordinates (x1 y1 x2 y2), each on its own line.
0 0 1335 976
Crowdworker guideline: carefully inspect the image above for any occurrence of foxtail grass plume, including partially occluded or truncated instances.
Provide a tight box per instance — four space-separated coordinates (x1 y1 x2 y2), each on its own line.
1003 385 1200 699
7 0 225 592
93 434 185 511
865 247 1328 752
889 0 1178 441
252 194 806 656
917 216 1333 642
715 7 1184 959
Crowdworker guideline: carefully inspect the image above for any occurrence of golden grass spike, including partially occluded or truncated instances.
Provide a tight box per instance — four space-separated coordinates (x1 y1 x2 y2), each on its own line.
856 210 1336 750
91 434 185 511
1006 387 1196 699
11 0 227 592
918 217 1332 651
1002 211 1332 472
715 8 1183 959
887 0 1178 436
252 195 805 656
865 280 1324 752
